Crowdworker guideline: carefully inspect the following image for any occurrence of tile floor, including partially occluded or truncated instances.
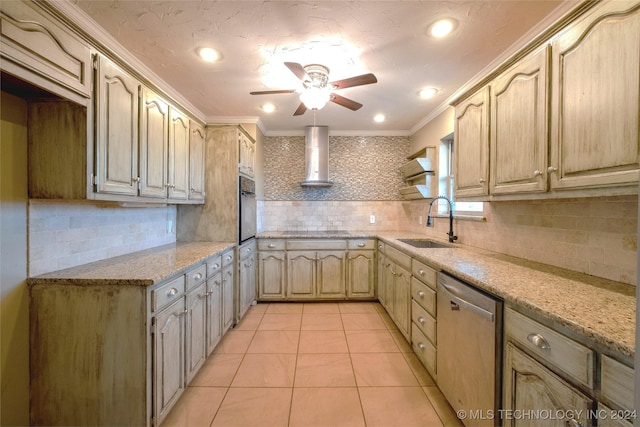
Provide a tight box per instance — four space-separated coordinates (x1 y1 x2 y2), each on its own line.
162 301 462 427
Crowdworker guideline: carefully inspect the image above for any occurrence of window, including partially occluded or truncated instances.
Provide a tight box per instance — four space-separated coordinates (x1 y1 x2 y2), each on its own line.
437 134 483 215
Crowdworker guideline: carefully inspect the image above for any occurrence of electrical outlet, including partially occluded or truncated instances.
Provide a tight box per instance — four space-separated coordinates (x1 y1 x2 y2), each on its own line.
419 215 423 225
369 215 376 224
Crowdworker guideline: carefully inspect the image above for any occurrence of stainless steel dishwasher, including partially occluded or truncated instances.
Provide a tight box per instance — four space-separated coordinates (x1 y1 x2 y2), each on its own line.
437 272 503 427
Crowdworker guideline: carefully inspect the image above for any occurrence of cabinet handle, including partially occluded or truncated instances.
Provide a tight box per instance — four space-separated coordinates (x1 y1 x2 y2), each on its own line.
417 342 425 350
268 243 276 248
166 287 179 298
194 273 202 280
547 166 557 174
418 316 426 325
527 333 551 350
357 242 365 247
417 291 425 298
533 170 543 177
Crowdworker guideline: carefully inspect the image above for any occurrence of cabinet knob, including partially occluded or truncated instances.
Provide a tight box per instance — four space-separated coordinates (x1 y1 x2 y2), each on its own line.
527 333 551 350
417 291 425 298
268 243 275 248
194 272 202 280
418 316 425 324
357 242 365 247
533 170 543 177
418 269 425 276
214 263 220 269
547 166 557 174
479 178 486 183
166 287 179 298
417 342 425 350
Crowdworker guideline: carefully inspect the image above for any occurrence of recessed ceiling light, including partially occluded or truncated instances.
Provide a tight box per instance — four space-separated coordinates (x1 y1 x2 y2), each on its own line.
262 103 276 113
430 19 456 38
197 47 220 62
374 114 385 123
419 87 438 99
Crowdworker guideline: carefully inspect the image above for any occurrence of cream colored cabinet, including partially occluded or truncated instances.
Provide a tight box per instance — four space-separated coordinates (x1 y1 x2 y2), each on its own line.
257 239 287 300
238 239 257 320
454 86 490 198
490 45 549 195
287 251 317 299
189 121 206 201
168 108 190 200
94 53 140 197
286 240 347 300
139 86 169 198
184 265 207 384
347 239 376 298
206 257 223 355
238 131 256 178
221 249 235 333
380 244 412 341
376 242 390 309
549 2 640 192
316 251 347 298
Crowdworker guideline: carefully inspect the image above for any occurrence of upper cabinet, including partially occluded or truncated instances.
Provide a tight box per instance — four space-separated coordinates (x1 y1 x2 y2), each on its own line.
453 1 640 200
189 122 206 201
140 86 169 199
168 108 190 200
238 131 256 179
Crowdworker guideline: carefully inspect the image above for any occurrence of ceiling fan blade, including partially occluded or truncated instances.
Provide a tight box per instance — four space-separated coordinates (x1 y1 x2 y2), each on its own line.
284 62 310 82
250 89 296 95
330 73 377 90
330 93 363 111
293 103 308 116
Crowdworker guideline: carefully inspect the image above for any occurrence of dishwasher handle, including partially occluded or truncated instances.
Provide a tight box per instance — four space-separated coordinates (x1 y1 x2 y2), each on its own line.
440 282 495 322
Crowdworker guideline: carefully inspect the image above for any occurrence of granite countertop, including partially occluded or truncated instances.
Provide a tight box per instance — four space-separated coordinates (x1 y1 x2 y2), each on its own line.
28 241 235 287
258 230 636 360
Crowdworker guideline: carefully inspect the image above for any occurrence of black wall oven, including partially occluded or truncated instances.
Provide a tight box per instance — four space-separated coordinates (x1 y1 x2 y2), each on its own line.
239 176 256 243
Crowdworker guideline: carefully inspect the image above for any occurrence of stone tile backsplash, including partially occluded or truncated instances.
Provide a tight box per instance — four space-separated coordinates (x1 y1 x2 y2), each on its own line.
29 200 176 276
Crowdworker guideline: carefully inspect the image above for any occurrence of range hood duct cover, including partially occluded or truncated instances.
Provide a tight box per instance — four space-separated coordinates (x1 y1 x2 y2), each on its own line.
300 125 333 187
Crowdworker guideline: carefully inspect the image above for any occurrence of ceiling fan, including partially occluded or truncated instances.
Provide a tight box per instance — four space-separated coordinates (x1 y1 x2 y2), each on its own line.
250 62 377 116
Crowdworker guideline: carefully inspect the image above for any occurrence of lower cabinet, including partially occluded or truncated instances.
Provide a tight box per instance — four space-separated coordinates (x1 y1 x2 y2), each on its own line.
378 243 411 341
206 257 223 355
346 239 376 298
185 280 207 383
221 249 235 334
238 239 257 320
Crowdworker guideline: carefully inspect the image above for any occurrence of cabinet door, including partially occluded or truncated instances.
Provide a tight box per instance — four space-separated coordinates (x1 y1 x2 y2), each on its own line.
189 121 206 200
287 251 316 299
503 343 594 427
206 273 222 355
392 263 412 340
168 108 190 200
222 263 234 333
238 132 255 178
153 297 185 424
454 86 490 198
550 2 640 191
139 86 168 198
95 54 139 196
185 281 207 383
347 250 375 298
239 252 256 319
377 251 387 306
258 251 286 300
382 255 395 313
491 46 549 195
316 250 346 299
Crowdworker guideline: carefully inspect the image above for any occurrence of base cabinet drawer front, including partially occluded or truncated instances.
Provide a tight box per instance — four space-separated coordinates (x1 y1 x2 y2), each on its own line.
411 300 436 345
185 264 207 291
505 308 594 388
503 343 594 427
152 276 186 312
258 239 286 251
411 259 437 290
258 251 287 299
412 323 436 378
600 355 634 412
385 244 412 270
410 277 436 315
286 239 347 251
348 238 376 250
316 251 347 298
207 255 222 277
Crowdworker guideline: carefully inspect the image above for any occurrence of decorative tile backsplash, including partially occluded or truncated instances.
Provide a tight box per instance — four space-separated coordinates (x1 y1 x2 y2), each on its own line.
263 135 410 200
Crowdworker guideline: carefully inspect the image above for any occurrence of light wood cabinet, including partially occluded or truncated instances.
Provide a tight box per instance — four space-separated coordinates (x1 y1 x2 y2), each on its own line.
168 107 190 200
549 1 640 192
410 259 438 378
238 239 257 320
347 250 376 298
206 270 223 356
139 86 169 198
454 86 490 198
239 131 256 178
185 280 207 384
221 249 235 333
391 262 412 341
490 45 549 195
189 121 206 201
258 250 287 300
287 251 317 299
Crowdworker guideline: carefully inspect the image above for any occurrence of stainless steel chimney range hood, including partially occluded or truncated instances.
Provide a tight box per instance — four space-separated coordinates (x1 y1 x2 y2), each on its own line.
300 125 333 187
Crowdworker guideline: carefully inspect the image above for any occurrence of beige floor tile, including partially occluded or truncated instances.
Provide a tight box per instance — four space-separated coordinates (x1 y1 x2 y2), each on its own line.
211 387 292 427
359 386 443 427
338 302 379 313
341 313 387 330
161 386 227 427
258 313 302 330
351 353 419 386
247 330 299 354
301 313 343 330
190 353 244 387
345 329 400 353
423 386 464 427
294 353 356 387
303 302 340 313
298 330 349 353
289 387 365 427
213 330 255 354
390 329 413 352
266 302 304 314
234 312 264 330
231 354 296 387
403 352 437 386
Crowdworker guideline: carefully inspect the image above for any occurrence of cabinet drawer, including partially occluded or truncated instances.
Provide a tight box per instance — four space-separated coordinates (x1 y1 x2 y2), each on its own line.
411 259 437 289
412 323 436 377
239 241 255 260
258 239 285 250
222 250 235 266
185 264 207 291
505 308 594 388
348 239 376 250
384 244 411 269
152 275 185 312
601 355 634 411
411 278 436 315
286 239 347 250
412 300 436 345
207 255 222 277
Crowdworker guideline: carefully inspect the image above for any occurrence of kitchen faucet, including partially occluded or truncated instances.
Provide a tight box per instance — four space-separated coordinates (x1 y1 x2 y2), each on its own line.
426 196 458 243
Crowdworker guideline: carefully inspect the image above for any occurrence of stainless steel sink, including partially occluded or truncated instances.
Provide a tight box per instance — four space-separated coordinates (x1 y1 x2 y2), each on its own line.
397 239 455 249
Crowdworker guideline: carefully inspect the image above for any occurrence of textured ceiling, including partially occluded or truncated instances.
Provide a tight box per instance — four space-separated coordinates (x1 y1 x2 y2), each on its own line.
74 0 568 134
